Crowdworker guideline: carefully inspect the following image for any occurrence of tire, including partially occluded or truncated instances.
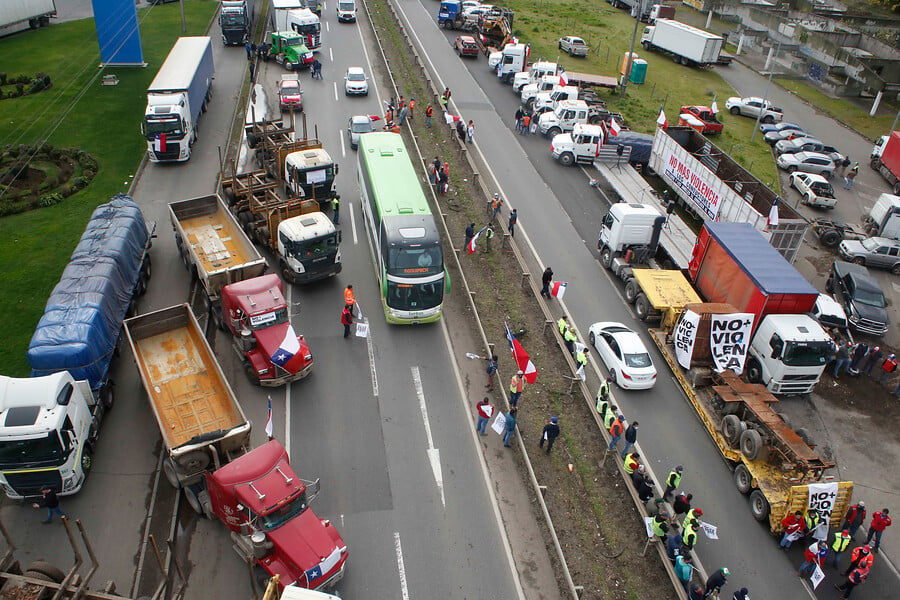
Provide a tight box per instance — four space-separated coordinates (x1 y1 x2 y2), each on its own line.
608 369 618 386
786 166 797 174
805 194 814 206
870 157 881 169
589 331 596 347
745 357 762 384
893 181 900 195
600 247 613 269
762 115 774 124
749 489 770 522
281 261 297 284
624 278 640 303
853 257 866 266
775 411 792 430
635 294 651 321
825 276 834 293
722 414 743 447
101 380 115 410
819 229 842 248
548 127 561 138
795 427 813 447
525 98 535 111
163 458 182 489
729 106 740 115
891 263 900 275
740 428 763 460
184 486 204 515
559 152 575 167
734 464 752 495
641 41 650 50
176 450 210 473
25 561 65 583
245 363 261 386
589 115 602 125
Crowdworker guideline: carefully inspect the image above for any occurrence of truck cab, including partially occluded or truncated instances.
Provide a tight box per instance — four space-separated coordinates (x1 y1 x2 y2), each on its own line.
206 440 347 592
513 61 558 93
551 123 604 167
287 8 321 51
278 211 342 283
745 314 832 394
336 0 356 22
520 74 560 108
221 275 314 386
495 43 529 83
597 202 665 265
533 86 578 114
220 0 253 45
284 148 338 200
0 372 103 499
143 93 194 161
538 99 604 137
438 0 462 27
269 31 315 70
864 193 900 238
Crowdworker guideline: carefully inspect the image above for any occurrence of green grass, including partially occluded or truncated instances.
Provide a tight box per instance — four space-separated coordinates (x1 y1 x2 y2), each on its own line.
0 1 218 376
505 0 780 187
773 77 898 142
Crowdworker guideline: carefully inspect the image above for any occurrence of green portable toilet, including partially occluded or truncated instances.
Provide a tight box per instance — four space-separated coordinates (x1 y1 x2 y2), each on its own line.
630 59 647 84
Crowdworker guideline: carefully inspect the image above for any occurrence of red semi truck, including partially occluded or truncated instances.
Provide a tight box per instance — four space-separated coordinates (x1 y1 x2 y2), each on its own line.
221 274 313 386
871 130 900 195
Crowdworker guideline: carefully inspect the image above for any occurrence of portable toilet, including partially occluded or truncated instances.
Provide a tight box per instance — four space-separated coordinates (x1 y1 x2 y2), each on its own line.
629 59 647 84
620 52 639 76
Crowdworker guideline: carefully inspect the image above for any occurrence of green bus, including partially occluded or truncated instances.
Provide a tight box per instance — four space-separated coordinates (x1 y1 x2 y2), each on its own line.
357 132 447 324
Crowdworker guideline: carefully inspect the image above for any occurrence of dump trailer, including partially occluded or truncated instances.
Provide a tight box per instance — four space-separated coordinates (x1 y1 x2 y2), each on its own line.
123 304 251 489
650 305 852 533
168 193 267 322
640 19 724 67
0 0 56 38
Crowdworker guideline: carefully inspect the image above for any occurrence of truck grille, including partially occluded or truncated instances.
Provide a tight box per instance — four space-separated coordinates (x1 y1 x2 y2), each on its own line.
853 319 888 336
153 148 181 161
4 470 62 498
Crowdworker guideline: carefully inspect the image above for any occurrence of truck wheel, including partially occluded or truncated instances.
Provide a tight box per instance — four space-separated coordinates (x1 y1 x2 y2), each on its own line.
81 447 93 474
245 363 261 386
281 261 297 284
892 263 900 275
177 450 211 474
721 414 744 447
101 380 115 410
559 152 575 167
795 427 814 447
184 486 211 518
634 294 650 321
25 561 66 584
163 458 182 489
589 115 602 125
624 279 640 304
749 489 770 522
525 98 535 112
641 41 650 50
819 229 841 248
548 127 561 138
745 357 762 384
600 247 613 269
734 464 752 495
893 181 900 195
729 106 740 115
853 257 866 266
762 115 775 124
870 157 881 169
740 428 763 460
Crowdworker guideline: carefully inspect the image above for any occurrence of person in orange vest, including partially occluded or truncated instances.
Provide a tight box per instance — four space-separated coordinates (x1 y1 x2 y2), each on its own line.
509 370 525 406
408 97 416 120
491 193 504 222
425 103 433 127
841 544 873 576
344 285 356 314
866 508 891 552
608 415 625 451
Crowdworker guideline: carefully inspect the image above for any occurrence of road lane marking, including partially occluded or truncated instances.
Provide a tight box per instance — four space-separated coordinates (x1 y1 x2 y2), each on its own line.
326 21 330 33
412 366 445 508
329 47 333 62
340 129 346 157
367 311 378 397
393 532 410 600
349 201 358 244
333 81 338 101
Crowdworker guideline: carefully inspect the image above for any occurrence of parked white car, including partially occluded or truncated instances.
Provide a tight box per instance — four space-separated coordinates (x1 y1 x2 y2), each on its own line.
725 96 783 124
587 322 657 390
344 67 369 95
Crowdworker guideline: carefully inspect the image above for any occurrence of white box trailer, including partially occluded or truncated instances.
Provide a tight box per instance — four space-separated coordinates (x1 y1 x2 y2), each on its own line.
0 0 56 38
640 19 723 67
270 0 303 32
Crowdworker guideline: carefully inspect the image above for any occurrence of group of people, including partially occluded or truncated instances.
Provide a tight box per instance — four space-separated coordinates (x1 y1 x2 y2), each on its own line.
828 338 900 394
513 105 539 136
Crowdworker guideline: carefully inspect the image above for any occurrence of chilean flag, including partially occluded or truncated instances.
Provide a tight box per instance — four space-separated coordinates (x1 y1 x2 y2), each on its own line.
445 112 462 125
265 396 274 438
154 134 167 153
767 197 780 229
609 119 621 137
506 323 537 384
551 282 568 299
468 225 487 255
656 108 667 129
271 324 301 367
559 70 569 86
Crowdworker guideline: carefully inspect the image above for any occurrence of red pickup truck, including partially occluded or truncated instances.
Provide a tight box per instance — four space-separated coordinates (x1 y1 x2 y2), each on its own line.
680 105 723 135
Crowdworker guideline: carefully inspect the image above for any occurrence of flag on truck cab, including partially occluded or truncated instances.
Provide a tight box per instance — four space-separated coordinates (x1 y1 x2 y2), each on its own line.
609 119 621 137
154 134 167 153
506 323 537 384
551 281 568 299
271 324 301 367
265 396 274 439
559 70 569 86
711 98 719 114
467 226 487 254
656 108 667 129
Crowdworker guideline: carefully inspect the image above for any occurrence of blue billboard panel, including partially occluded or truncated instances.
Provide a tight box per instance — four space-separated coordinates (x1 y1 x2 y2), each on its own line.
91 0 144 65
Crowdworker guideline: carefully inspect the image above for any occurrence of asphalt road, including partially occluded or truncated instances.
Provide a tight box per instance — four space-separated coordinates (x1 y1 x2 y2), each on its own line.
395 0 900 598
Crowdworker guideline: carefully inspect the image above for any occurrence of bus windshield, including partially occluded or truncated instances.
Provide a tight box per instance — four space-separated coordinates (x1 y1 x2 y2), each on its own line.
388 246 443 276
386 279 444 312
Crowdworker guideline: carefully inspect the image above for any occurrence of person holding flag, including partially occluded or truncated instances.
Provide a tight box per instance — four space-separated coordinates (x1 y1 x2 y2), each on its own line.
467 224 489 255
506 323 537 384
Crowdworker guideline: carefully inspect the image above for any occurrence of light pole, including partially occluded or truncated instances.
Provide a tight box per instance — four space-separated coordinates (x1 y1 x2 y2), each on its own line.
620 0 647 99
750 39 781 143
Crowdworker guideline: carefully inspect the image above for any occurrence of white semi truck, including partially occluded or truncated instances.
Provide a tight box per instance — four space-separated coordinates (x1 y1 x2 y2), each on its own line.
640 19 724 67
142 36 215 163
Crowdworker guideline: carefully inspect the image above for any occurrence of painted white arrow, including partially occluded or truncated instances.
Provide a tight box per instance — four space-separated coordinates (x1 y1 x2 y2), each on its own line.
411 366 445 508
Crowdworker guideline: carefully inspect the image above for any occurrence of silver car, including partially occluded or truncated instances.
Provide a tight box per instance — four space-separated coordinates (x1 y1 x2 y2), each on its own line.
776 151 835 177
347 115 374 149
775 137 825 155
838 237 900 274
764 128 806 145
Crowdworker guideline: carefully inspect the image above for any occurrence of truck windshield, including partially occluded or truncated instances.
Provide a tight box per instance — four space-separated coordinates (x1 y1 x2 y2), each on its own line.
284 37 305 48
853 287 886 308
143 117 184 138
257 492 309 530
221 12 245 26
338 1 354 10
284 232 339 259
0 433 65 468
296 23 320 35
782 342 830 367
248 307 288 330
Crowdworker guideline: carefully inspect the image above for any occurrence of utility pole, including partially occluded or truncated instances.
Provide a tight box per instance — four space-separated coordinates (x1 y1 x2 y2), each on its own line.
750 40 781 143
620 0 646 99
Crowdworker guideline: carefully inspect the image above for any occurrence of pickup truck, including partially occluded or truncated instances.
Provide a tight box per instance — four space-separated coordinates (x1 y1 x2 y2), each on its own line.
789 172 836 209
826 260 889 336
558 36 589 57
537 99 607 137
679 105 722 135
725 96 783 124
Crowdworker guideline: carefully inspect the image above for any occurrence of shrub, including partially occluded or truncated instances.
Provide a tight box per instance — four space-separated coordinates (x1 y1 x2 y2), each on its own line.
72 176 89 190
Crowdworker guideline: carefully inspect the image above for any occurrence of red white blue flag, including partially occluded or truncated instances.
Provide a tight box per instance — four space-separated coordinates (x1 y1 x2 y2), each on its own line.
551 282 568 299
265 396 274 438
506 323 537 384
271 324 301 367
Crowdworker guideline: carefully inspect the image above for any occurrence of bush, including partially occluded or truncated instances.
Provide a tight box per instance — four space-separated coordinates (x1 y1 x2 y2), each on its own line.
0 73 6 85
72 176 89 190
39 192 63 207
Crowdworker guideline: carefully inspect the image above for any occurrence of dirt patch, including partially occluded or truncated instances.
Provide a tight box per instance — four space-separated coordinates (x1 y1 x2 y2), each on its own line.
366 1 675 598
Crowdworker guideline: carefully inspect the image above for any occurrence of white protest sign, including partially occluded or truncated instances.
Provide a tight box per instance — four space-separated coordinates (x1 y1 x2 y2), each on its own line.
491 412 506 435
710 313 754 373
644 517 654 538
355 320 369 338
810 565 825 589
699 520 719 540
674 310 700 369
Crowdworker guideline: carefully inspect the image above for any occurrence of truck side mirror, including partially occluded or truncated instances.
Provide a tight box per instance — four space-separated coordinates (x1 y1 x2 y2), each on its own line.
334 163 339 175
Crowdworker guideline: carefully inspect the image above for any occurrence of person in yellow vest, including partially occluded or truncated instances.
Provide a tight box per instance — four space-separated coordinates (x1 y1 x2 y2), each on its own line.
509 370 525 407
651 512 671 541
575 347 588 370
804 510 822 542
828 529 852 568
603 406 619 430
664 465 683 501
682 518 700 550
682 507 703 531
623 451 641 475
557 315 569 336
564 326 577 355
595 378 610 412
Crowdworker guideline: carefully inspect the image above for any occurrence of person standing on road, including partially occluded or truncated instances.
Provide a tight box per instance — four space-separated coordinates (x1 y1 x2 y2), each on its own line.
844 162 859 190
664 465 683 500
780 510 805 549
564 326 577 355
842 544 874 576
843 501 867 539
475 397 493 436
341 304 354 338
539 416 560 453
465 222 476 250
798 541 828 578
456 119 466 142
704 567 729 598
683 518 700 550
332 193 340 225
675 554 693 595
33 488 66 524
541 267 554 298
833 342 851 377
521 113 531 136
666 532 683 564
839 156 851 177
484 355 499 391
245 41 253 60
343 285 356 313
835 566 870 599
514 107 524 133
731 588 750 600
508 208 518 237
503 407 517 447
862 347 882 376
866 508 891 552
466 120 475 144
673 492 693 518
682 507 703 531
491 193 504 222
509 370 526 407
608 415 625 451
620 421 639 458
828 529 852 568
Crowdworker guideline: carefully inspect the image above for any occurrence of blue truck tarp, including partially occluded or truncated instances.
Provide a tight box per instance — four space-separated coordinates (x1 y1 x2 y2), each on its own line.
27 195 149 391
616 131 654 166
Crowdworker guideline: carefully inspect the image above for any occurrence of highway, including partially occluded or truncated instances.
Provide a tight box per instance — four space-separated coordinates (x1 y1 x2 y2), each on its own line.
392 0 900 597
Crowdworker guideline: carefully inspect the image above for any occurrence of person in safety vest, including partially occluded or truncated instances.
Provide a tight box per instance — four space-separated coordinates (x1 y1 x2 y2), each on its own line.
829 529 852 568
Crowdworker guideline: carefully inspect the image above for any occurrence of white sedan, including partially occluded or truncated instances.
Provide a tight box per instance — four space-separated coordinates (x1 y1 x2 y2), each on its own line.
344 67 369 96
587 322 657 390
